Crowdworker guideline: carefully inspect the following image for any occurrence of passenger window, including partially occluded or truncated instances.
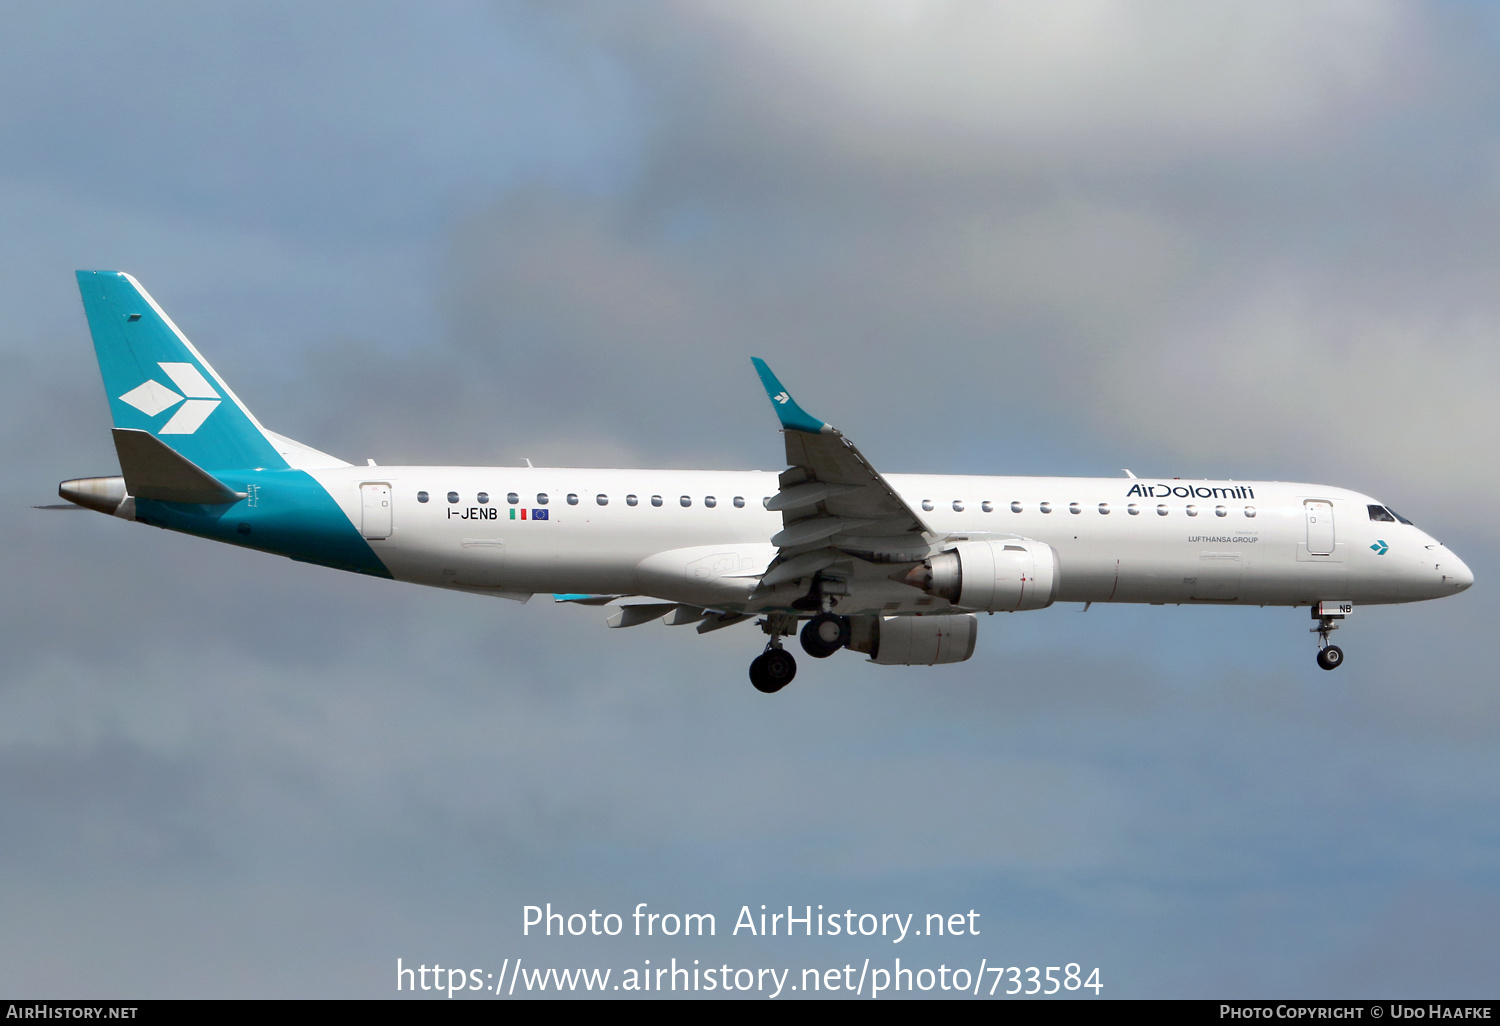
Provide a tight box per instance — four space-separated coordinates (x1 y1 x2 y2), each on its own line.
1157 504 1168 516
447 491 459 504
626 494 638 506
1040 502 1053 514
952 500 964 512
1186 504 1198 516
507 492 519 505
1368 504 1396 523
1069 502 1081 514
536 493 548 505
1127 503 1139 515
477 492 489 504
981 501 993 513
680 495 692 507
1098 503 1110 514
567 493 579 505
651 495 663 507
733 496 745 508
1010 501 1022 513
705 496 717 508
417 491 429 503
596 494 608 506
1245 506 1256 518
921 499 934 511
1215 505 1227 517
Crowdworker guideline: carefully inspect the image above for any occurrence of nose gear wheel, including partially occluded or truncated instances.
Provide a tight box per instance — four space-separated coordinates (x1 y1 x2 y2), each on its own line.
1311 612 1345 671
1316 645 1344 670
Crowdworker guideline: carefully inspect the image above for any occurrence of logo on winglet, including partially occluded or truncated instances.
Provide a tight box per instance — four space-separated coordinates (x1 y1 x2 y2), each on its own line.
118 362 222 434
774 391 790 405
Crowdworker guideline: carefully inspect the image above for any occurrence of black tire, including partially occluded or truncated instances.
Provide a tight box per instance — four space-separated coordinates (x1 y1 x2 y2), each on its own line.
752 648 797 692
764 647 797 686
1316 645 1344 671
749 654 781 693
750 650 796 692
800 613 850 659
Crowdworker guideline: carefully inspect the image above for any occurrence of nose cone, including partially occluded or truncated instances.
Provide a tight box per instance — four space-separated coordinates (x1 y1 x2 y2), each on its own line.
1445 551 1475 593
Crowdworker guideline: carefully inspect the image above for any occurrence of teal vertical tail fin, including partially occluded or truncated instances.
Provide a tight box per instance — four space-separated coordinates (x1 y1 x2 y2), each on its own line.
76 271 292 473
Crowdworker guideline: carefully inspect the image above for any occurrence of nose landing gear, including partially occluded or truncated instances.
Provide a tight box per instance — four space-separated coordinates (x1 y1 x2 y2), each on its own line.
1310 604 1348 671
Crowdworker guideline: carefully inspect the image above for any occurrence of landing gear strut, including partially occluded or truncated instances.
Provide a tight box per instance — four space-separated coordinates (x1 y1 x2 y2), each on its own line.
750 614 798 693
1311 607 1345 671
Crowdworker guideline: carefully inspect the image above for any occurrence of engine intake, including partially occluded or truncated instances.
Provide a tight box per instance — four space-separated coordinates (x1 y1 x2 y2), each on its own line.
904 540 1058 612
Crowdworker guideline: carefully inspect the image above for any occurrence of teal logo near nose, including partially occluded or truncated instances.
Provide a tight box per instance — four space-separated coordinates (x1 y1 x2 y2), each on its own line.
1371 539 1389 555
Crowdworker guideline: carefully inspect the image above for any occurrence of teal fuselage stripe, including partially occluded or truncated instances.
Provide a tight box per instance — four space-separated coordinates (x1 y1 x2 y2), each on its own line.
134 469 393 579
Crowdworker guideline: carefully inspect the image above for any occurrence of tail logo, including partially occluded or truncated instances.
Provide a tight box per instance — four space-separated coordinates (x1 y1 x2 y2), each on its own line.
118 362 222 435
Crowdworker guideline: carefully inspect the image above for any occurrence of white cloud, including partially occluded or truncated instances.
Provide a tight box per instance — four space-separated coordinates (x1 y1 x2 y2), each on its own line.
693 0 1404 158
1096 281 1500 521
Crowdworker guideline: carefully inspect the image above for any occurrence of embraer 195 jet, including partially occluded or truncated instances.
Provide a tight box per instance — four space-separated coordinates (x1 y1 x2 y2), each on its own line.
54 272 1473 693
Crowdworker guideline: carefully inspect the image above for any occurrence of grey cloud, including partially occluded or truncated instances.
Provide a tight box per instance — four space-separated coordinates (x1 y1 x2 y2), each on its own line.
681 0 1407 160
424 2 1500 533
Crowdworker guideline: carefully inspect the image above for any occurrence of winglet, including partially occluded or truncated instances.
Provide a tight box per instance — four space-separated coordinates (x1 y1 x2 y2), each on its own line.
750 358 832 434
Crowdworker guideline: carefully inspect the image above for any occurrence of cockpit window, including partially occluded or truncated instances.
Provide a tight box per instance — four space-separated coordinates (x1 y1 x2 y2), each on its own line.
1387 507 1414 525
1368 504 1396 523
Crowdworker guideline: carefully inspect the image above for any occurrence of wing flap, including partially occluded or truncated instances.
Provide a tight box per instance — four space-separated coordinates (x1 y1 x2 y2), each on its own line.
606 603 678 628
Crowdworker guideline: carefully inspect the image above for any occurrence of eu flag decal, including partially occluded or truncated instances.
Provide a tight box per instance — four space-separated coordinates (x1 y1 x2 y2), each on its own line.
532 509 549 521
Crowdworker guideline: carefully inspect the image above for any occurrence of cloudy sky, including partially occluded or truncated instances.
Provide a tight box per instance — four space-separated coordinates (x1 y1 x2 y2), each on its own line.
2 0 1497 998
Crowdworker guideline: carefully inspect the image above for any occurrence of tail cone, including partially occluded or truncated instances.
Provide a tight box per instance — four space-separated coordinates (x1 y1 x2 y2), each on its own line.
59 476 127 515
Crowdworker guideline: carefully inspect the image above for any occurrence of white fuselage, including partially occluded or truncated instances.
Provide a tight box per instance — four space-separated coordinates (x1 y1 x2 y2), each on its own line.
307 467 1472 614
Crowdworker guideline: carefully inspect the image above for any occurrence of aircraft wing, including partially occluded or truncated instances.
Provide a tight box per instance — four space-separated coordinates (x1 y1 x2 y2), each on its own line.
751 359 934 589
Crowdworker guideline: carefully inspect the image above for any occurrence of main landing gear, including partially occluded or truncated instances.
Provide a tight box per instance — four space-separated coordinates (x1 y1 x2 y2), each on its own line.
800 612 851 659
1311 606 1346 671
749 645 797 693
749 611 809 694
749 611 854 694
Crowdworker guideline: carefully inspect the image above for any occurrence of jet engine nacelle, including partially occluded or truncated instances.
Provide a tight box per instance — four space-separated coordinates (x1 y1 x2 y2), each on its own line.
907 539 1058 612
848 613 979 665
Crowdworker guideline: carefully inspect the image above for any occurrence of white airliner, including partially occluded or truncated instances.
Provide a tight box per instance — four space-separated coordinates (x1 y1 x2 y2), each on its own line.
54 272 1473 692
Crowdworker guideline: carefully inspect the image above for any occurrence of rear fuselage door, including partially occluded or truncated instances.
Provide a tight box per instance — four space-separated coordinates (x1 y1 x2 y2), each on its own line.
361 482 392 540
1305 500 1334 556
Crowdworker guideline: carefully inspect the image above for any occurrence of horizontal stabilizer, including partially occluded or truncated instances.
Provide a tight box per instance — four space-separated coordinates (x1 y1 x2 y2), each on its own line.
112 428 246 505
